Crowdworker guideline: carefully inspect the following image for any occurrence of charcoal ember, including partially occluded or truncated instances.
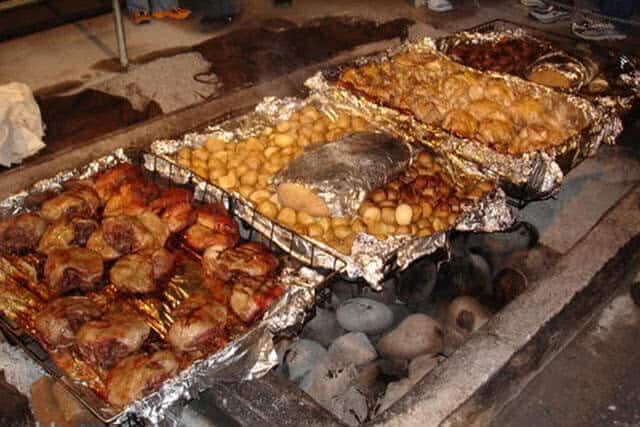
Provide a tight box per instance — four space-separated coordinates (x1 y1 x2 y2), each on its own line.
464 222 539 257
493 268 528 307
336 298 394 335
396 257 437 308
327 386 369 427
300 306 344 347
440 252 492 297
0 371 34 427
376 314 443 361
377 354 438 415
282 339 327 384
327 332 377 368
630 282 640 307
353 361 382 398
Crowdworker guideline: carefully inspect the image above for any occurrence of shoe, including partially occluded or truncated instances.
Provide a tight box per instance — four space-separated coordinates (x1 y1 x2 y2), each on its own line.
520 0 547 8
201 11 239 27
130 10 152 25
529 6 570 23
152 7 191 20
571 20 627 40
427 0 453 12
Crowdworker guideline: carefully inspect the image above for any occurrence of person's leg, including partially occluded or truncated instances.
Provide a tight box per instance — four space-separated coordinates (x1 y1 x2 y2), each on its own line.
151 0 191 19
127 0 152 24
571 0 628 40
202 0 240 24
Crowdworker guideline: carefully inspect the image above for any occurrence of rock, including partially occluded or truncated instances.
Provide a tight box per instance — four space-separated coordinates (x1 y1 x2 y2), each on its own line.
300 307 344 347
493 268 528 307
330 279 362 303
377 378 414 414
387 303 410 329
358 279 397 305
397 257 437 307
378 358 408 378
408 354 438 381
631 282 640 307
467 222 538 256
300 360 358 405
446 296 493 333
376 314 444 361
283 339 327 383
328 332 377 368
441 252 492 297
353 361 382 398
328 386 369 426
337 298 394 335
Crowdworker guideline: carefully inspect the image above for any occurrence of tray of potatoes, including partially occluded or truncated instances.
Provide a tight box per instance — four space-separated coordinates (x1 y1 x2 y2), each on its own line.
150 96 513 287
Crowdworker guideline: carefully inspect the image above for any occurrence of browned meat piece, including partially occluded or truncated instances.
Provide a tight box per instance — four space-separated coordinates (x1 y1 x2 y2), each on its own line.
103 180 160 218
137 211 170 249
110 254 155 294
67 186 101 216
40 186 100 222
37 217 99 254
102 216 157 255
106 350 179 407
0 212 48 253
76 310 150 371
195 204 238 236
44 248 104 295
149 188 195 233
184 224 238 253
33 296 102 350
86 230 121 261
94 163 142 202
229 275 285 323
148 247 175 280
166 293 228 353
203 242 279 281
184 204 239 252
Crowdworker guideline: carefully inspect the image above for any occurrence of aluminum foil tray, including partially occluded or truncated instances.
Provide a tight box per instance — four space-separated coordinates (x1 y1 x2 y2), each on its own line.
149 97 514 289
0 149 328 425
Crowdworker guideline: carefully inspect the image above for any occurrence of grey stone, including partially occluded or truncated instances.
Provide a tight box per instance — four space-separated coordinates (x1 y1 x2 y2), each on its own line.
282 339 327 383
328 386 369 427
388 303 411 329
300 306 344 347
397 257 438 306
376 314 444 361
328 332 378 368
465 223 538 257
353 361 382 398
358 279 398 305
300 360 358 405
337 298 394 335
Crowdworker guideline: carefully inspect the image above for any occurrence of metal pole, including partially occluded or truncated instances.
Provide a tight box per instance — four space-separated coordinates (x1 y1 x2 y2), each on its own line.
112 0 129 69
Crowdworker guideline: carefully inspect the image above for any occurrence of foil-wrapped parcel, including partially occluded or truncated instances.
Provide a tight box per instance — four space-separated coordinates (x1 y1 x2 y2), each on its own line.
150 96 514 288
0 149 326 426
273 132 412 217
307 36 621 199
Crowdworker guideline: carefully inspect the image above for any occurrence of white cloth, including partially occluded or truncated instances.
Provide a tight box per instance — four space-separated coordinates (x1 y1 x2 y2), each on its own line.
0 82 46 167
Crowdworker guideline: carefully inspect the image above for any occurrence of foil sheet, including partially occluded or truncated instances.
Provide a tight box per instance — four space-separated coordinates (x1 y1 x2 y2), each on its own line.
149 98 514 289
272 132 413 217
306 36 622 199
0 148 325 426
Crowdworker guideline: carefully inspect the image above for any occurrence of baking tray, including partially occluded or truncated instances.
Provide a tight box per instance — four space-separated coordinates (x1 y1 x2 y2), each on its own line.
0 149 331 425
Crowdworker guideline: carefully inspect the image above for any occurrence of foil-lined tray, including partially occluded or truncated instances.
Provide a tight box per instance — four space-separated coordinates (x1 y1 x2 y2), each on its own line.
149 96 514 289
307 36 622 200
0 148 327 425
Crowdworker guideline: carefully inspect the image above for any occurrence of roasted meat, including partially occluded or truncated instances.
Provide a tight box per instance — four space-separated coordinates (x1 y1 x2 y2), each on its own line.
94 163 142 202
106 350 179 407
184 224 239 253
184 204 239 252
229 275 285 323
103 180 160 218
86 229 121 261
203 242 279 281
149 188 195 233
102 216 157 255
44 247 104 295
0 212 48 253
147 247 175 280
110 254 156 294
37 217 99 254
137 211 170 249
166 293 228 353
33 296 102 349
76 310 150 371
40 186 100 222
195 204 238 236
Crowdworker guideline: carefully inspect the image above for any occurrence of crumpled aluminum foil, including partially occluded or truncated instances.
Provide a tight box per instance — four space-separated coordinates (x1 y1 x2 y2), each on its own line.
0 148 325 426
149 98 514 289
306 36 622 199
273 132 413 217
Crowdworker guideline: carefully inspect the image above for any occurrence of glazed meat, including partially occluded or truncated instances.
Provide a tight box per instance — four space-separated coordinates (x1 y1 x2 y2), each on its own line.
86 230 121 261
76 310 150 371
137 211 170 249
0 212 48 253
102 216 157 255
229 275 285 323
167 293 228 353
44 248 104 295
147 247 175 280
40 186 100 222
37 217 99 254
184 204 239 252
203 242 279 281
110 254 155 294
103 180 160 218
94 163 142 202
106 350 179 407
33 296 102 349
149 188 195 233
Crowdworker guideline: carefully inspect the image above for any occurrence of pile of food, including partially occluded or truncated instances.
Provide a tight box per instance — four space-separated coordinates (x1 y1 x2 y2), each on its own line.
0 163 289 408
339 51 589 155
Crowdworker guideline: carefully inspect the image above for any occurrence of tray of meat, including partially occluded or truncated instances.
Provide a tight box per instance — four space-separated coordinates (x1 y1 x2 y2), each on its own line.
0 149 325 425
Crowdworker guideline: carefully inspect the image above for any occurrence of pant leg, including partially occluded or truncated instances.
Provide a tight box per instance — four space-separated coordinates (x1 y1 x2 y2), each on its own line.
127 0 151 13
204 0 238 17
150 0 178 12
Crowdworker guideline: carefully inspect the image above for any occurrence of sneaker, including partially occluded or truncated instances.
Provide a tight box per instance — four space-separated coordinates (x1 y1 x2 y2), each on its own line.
520 0 547 8
571 20 627 40
152 7 192 20
529 5 570 23
427 0 453 12
130 10 152 25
